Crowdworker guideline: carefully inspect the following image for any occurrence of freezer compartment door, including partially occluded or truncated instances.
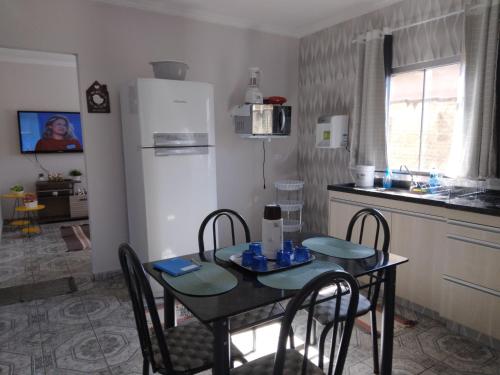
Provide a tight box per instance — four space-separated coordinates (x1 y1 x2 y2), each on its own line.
141 147 217 262
137 79 215 147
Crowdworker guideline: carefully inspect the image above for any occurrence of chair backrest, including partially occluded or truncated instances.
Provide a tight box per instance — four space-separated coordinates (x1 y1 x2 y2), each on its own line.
198 209 251 256
346 208 390 252
118 243 174 373
274 271 359 375
346 207 390 307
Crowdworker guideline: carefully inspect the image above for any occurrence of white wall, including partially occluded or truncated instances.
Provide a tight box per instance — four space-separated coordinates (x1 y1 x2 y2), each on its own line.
0 0 299 273
0 60 86 219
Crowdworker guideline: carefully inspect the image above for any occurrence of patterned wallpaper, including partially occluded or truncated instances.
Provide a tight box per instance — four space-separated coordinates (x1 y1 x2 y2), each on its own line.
298 0 465 233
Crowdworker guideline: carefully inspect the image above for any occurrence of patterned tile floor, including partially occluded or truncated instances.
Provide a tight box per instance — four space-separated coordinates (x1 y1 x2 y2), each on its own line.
0 221 92 290
0 225 499 374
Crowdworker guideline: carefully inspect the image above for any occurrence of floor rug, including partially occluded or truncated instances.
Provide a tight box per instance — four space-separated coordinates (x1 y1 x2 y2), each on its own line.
0 277 77 305
61 224 91 251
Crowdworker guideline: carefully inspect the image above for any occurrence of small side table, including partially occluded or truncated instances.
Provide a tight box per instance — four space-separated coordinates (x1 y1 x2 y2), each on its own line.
15 204 45 236
1 193 28 227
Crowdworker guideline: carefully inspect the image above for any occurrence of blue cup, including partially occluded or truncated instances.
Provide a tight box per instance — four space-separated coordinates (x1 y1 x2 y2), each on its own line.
242 249 254 267
249 242 262 255
252 255 267 271
294 246 310 262
283 240 294 254
276 249 291 267
276 249 283 264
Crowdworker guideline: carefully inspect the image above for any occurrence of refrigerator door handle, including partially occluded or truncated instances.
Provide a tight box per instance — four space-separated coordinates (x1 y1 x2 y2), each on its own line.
153 132 209 147
154 145 212 156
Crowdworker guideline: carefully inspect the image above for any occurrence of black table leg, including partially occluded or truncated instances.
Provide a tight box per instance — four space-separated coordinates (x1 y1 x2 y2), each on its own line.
164 290 175 329
381 266 396 375
212 318 230 375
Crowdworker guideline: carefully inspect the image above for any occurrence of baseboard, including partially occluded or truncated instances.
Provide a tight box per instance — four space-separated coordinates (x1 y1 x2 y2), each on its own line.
396 297 441 321
396 296 500 351
93 269 122 281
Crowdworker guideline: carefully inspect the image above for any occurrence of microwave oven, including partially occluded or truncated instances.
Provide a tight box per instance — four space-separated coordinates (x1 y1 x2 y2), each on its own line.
233 104 291 137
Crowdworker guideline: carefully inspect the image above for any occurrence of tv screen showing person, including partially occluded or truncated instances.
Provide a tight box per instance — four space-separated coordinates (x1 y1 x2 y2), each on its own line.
18 111 83 153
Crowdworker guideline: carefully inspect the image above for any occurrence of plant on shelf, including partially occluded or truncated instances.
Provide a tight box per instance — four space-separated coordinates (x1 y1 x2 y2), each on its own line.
23 193 38 208
69 169 83 182
10 184 24 196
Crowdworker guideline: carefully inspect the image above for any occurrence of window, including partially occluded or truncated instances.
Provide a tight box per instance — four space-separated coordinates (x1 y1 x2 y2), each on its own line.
387 63 462 173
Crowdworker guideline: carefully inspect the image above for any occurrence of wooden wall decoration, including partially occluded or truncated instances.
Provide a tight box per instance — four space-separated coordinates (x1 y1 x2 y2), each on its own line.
86 81 110 113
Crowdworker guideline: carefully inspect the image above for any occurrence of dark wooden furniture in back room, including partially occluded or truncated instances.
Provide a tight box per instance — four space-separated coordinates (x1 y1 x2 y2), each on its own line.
36 180 88 223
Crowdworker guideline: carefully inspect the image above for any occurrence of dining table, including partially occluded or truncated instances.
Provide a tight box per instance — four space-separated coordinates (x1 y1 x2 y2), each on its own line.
144 232 408 375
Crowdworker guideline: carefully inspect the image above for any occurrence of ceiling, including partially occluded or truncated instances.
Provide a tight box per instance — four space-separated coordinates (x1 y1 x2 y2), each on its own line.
94 0 401 37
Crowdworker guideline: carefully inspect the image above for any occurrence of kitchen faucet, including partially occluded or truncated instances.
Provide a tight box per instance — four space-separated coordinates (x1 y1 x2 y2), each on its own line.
400 165 418 190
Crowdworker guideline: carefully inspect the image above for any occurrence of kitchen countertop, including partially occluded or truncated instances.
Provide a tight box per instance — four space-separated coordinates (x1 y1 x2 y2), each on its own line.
328 183 500 217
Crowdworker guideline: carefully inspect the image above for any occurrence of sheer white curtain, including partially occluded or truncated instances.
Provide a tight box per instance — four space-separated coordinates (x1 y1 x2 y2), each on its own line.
458 0 499 178
350 30 391 170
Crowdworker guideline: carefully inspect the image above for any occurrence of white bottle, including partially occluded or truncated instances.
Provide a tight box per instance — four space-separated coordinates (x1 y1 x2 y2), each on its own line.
261 204 283 259
244 67 263 104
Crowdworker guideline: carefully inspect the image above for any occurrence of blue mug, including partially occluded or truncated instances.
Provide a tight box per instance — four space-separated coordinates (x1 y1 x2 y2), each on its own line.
242 249 254 267
252 255 267 271
284 240 294 260
249 242 262 256
283 240 294 254
276 249 291 267
276 249 283 264
294 246 310 262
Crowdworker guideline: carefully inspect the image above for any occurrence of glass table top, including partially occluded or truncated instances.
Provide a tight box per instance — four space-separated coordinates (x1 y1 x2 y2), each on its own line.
143 232 408 323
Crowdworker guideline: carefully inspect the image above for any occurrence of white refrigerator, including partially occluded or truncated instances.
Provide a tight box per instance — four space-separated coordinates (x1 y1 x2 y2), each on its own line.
120 78 217 268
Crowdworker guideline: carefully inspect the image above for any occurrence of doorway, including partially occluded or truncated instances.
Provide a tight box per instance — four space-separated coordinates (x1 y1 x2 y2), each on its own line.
0 47 92 300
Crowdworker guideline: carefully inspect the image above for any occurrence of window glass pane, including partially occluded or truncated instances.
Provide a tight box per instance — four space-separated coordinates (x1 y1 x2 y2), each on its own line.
420 64 460 172
387 70 424 171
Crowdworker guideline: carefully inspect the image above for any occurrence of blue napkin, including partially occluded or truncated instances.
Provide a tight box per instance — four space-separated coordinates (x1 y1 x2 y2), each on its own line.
153 258 201 277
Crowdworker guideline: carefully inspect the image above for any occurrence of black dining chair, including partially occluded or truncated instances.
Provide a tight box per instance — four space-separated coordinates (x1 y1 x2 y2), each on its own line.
118 243 244 375
230 270 359 375
198 208 294 352
313 208 390 373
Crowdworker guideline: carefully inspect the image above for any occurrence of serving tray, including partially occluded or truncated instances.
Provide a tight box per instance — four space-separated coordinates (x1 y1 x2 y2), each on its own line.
229 254 315 274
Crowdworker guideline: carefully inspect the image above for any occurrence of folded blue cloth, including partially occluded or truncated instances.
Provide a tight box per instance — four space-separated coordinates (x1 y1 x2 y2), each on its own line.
153 258 201 277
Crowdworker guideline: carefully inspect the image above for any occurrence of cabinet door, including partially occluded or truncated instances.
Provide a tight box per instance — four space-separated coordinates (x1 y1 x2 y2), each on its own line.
441 277 500 340
391 212 445 312
329 198 391 251
440 221 500 339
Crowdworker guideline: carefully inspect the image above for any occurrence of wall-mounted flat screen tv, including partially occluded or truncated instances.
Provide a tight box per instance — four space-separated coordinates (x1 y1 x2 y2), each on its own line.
18 111 83 153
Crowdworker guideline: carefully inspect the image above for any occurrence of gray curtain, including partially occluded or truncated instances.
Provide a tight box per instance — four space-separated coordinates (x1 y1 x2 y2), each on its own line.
350 30 389 170
461 0 499 178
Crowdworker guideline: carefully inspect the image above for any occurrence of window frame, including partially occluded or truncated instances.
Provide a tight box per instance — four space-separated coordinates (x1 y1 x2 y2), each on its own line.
387 56 462 174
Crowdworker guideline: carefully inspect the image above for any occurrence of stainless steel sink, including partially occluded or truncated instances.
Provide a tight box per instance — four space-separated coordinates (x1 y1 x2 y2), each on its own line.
371 187 450 200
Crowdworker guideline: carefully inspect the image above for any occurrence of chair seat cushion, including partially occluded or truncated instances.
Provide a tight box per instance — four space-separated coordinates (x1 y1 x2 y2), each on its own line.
230 349 323 375
314 294 372 325
230 302 285 332
151 320 243 373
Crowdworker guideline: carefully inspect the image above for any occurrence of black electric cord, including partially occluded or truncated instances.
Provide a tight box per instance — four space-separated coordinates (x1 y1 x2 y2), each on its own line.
24 152 50 174
262 140 266 189
34 152 50 174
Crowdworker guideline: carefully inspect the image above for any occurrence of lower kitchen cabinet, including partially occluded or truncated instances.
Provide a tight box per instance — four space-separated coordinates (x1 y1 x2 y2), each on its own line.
441 277 500 339
328 190 500 341
391 212 445 313
440 220 500 339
